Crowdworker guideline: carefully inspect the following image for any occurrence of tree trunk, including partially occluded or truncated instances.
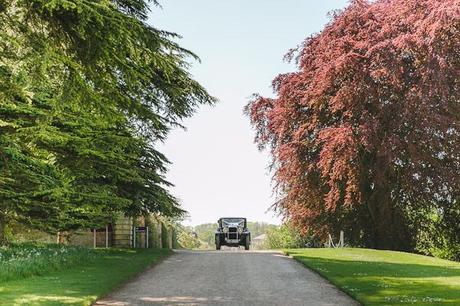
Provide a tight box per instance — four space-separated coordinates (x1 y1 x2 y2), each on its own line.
168 225 173 249
156 219 162 248
0 214 7 245
367 186 412 251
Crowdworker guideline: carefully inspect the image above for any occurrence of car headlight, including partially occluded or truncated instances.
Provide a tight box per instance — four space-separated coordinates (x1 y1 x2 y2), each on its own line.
223 227 229 233
237 227 243 234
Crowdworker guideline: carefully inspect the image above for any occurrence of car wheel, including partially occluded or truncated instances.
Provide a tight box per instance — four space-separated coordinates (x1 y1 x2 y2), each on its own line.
245 238 250 250
215 236 221 250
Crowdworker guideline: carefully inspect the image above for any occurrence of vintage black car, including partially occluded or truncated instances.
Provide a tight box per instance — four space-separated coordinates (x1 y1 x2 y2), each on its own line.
215 217 251 250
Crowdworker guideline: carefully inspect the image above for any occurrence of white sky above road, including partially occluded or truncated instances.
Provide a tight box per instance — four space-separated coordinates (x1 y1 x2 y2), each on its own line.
148 0 349 226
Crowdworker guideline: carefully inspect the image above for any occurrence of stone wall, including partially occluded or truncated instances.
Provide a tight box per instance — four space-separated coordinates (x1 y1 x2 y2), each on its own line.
113 215 133 247
60 214 177 249
68 229 113 248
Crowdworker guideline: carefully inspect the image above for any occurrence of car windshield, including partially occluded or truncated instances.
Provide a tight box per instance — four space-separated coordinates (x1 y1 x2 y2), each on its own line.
221 218 245 227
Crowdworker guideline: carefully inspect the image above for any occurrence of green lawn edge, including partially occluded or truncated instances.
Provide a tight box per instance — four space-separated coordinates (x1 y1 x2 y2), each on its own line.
284 248 460 306
0 248 172 306
283 249 361 304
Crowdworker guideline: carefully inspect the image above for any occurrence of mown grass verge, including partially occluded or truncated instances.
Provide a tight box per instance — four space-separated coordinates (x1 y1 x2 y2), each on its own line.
286 248 460 306
0 244 171 306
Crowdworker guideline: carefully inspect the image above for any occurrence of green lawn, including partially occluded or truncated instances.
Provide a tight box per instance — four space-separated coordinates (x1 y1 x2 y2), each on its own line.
0 243 96 282
0 247 171 306
286 248 460 305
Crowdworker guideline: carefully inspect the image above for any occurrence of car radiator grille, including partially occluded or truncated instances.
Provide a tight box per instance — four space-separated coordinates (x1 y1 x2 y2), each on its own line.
227 227 238 240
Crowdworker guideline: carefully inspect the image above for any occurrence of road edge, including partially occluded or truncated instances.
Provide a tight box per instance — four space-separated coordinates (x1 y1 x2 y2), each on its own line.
283 250 362 306
93 249 174 306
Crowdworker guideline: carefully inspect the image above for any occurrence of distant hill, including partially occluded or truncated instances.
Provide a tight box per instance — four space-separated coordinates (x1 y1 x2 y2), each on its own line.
191 221 277 248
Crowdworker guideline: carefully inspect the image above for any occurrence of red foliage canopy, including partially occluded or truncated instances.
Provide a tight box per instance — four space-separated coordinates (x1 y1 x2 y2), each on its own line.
246 0 460 249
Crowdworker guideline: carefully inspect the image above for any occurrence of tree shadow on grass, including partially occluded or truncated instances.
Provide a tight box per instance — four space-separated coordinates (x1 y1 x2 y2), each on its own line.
0 249 171 306
0 270 99 306
292 255 460 306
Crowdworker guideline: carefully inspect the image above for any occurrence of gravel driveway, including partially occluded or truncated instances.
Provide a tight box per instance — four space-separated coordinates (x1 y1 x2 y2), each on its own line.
95 249 359 306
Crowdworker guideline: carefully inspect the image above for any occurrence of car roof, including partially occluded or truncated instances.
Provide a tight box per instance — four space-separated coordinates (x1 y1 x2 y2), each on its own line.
219 217 246 220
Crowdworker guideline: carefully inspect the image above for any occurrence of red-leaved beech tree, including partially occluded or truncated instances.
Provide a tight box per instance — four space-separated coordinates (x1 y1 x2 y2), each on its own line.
246 0 460 250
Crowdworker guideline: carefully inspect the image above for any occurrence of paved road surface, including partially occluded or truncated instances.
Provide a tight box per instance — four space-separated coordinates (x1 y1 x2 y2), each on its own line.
96 250 359 306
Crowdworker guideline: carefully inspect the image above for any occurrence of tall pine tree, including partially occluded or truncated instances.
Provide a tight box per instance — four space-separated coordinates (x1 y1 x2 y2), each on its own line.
0 0 215 243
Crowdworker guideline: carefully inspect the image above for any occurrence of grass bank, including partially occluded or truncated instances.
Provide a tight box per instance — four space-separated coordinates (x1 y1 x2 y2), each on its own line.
286 248 460 306
0 244 171 306
0 243 96 282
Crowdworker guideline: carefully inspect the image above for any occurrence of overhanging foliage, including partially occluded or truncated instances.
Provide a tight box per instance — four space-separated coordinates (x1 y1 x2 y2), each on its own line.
0 0 215 240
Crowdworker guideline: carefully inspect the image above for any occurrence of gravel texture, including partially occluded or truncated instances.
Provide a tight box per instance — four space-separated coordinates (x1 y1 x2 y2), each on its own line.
95 249 359 306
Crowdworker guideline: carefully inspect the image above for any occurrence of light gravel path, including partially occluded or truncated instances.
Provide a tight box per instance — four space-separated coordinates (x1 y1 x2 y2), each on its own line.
95 249 359 306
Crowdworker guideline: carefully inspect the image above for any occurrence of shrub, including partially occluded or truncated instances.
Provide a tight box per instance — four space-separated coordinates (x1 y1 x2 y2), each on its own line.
0 242 96 282
416 223 460 261
177 229 201 249
266 223 314 249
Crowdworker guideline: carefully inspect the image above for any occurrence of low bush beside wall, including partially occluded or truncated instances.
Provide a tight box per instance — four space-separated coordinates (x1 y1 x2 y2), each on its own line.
0 243 96 282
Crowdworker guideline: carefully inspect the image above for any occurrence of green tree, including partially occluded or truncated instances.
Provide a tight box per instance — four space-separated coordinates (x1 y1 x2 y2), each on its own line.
0 0 215 244
265 223 309 249
177 226 201 249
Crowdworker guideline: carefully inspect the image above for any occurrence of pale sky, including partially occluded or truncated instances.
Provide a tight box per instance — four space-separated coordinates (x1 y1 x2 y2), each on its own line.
148 0 349 226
